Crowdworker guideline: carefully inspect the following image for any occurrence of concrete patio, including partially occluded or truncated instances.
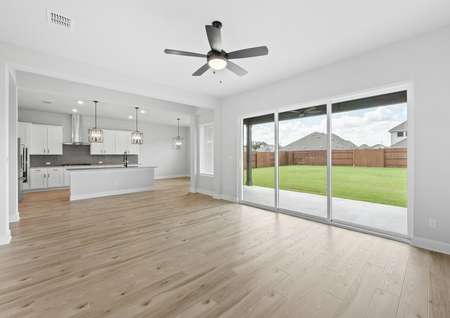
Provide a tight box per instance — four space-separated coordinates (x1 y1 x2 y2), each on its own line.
243 186 407 235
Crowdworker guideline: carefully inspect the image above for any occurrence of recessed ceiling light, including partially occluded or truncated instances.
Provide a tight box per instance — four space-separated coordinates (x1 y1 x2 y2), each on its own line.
77 100 84 105
72 108 78 113
140 110 146 114
42 100 52 104
128 115 133 119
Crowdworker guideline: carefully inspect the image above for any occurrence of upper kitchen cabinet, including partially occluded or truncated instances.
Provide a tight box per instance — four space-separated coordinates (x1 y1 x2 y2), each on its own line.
90 129 116 154
90 130 139 155
115 130 139 155
30 124 63 155
17 122 32 146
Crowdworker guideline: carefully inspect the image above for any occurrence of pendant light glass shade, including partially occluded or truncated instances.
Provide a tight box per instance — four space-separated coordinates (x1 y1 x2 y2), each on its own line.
173 118 183 149
88 100 104 143
131 106 144 144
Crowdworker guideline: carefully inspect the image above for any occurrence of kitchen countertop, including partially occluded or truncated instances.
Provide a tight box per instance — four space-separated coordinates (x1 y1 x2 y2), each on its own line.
30 164 139 169
66 166 156 172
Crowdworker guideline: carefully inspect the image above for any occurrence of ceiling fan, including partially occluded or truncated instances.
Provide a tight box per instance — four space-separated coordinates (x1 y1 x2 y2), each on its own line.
164 21 269 77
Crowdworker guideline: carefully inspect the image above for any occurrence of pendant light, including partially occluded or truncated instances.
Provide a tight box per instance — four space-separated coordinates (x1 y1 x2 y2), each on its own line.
88 100 104 143
173 118 183 149
131 106 144 144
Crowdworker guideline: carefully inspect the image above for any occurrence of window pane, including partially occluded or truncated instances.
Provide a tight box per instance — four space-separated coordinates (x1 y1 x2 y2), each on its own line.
278 105 328 218
242 114 275 207
331 95 408 235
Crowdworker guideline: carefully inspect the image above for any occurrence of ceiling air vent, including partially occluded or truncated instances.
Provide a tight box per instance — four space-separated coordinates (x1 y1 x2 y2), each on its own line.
47 10 72 29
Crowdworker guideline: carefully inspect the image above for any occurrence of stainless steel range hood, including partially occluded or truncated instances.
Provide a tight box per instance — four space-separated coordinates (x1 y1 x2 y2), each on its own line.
63 114 90 145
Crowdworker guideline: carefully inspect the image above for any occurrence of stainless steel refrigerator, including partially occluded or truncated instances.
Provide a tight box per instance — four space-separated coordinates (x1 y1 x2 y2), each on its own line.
18 138 28 202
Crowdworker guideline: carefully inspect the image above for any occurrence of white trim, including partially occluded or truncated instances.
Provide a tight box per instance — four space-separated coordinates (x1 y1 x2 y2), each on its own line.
237 82 413 241
195 188 216 197
154 174 189 180
222 194 238 202
10 211 20 223
0 229 11 245
412 237 450 255
199 173 214 178
70 186 153 201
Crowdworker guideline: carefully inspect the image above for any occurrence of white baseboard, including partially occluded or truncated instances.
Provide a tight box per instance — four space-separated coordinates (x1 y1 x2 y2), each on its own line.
190 189 237 203
0 230 11 245
155 174 190 180
221 195 238 203
195 188 216 197
412 236 450 255
70 186 154 201
10 211 20 223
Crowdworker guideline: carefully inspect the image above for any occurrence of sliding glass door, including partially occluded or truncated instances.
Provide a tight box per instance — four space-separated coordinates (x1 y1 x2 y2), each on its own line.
278 105 328 218
240 90 408 238
242 113 276 208
331 92 408 235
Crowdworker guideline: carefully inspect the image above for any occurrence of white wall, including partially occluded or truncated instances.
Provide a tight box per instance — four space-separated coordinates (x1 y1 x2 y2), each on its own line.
0 62 12 244
18 109 190 178
8 69 19 223
190 110 216 195
218 25 450 253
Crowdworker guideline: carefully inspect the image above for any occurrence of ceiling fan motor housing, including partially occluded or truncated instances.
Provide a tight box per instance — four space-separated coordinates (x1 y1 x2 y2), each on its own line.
212 21 222 29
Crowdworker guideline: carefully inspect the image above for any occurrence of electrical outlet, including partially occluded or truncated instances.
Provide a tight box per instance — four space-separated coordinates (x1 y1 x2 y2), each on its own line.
428 218 437 229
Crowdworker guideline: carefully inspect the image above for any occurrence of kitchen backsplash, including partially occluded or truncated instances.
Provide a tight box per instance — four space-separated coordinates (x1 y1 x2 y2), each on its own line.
30 144 138 167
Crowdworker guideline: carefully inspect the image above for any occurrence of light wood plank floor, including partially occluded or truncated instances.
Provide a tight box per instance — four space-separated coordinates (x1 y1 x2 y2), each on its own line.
0 178 449 318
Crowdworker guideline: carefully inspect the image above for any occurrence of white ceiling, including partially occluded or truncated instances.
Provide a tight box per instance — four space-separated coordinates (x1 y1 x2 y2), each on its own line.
17 71 195 126
1 0 450 99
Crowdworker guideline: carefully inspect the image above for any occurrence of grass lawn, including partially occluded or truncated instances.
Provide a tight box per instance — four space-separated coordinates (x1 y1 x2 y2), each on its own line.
244 165 407 207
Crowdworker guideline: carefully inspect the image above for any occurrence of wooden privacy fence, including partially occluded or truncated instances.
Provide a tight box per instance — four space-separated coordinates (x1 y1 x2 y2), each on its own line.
243 148 407 168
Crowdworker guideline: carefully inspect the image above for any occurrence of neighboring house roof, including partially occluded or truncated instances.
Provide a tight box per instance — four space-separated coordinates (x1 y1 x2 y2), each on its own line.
389 121 407 133
281 132 356 151
391 138 407 148
358 143 385 149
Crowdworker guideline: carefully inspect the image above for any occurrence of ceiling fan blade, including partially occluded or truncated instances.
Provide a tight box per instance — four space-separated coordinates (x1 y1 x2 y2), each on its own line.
192 64 210 76
226 61 248 76
164 49 206 58
227 46 269 59
205 25 222 51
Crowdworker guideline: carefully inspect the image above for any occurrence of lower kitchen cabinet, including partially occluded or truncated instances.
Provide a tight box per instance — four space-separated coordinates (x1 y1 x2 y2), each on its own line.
29 167 64 190
29 168 46 189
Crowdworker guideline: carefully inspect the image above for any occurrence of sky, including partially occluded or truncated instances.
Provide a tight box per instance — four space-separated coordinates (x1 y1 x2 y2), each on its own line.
248 103 407 147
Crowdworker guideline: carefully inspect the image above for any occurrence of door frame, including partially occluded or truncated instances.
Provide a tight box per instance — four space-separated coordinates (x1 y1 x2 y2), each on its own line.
238 82 414 242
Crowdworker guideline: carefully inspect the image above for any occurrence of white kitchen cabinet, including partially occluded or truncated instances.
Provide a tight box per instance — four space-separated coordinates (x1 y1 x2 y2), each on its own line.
30 168 46 189
47 126 63 154
18 122 32 146
115 131 128 154
47 167 64 188
30 124 48 155
90 129 116 154
90 129 139 155
115 130 139 154
103 130 116 154
30 124 63 155
29 167 64 189
63 168 71 187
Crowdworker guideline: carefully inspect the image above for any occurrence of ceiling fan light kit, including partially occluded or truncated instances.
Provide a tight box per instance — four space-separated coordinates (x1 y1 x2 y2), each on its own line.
164 20 268 77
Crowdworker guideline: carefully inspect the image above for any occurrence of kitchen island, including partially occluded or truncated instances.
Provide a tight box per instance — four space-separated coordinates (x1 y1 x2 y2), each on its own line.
68 166 156 201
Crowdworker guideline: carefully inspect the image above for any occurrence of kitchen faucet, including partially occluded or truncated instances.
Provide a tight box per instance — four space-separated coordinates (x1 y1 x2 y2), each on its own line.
123 151 128 168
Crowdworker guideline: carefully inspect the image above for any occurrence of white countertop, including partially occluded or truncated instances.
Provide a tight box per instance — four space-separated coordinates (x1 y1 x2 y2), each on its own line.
31 164 139 169
66 166 156 172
